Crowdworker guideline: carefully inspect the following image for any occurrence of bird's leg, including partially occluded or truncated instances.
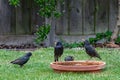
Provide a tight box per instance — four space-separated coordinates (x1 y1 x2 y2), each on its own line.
88 57 92 61
54 58 56 62
90 57 93 61
56 58 58 62
54 56 58 62
93 57 96 61
59 57 61 62
85 57 92 65
60 56 63 62
54 55 56 62
54 59 58 62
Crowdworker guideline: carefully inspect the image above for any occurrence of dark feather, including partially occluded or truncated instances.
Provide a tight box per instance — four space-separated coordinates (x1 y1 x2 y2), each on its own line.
54 42 64 62
10 52 32 67
64 56 74 61
84 40 101 60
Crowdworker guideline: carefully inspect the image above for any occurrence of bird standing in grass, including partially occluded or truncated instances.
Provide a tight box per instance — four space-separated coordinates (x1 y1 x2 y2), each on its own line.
10 52 32 67
84 40 101 60
54 42 64 62
64 56 74 61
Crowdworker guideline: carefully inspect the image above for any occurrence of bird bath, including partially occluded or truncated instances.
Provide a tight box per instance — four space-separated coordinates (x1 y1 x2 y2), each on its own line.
50 60 106 72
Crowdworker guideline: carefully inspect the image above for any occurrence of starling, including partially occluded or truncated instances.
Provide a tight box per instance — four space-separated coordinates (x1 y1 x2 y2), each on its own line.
84 40 101 60
10 52 32 67
64 56 74 61
54 42 64 62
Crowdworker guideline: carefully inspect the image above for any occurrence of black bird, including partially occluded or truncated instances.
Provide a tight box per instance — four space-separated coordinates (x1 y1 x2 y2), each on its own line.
54 42 64 62
64 56 74 61
10 52 32 67
84 40 101 60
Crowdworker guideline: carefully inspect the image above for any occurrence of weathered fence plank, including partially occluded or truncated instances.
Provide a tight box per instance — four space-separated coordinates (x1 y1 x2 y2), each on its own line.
55 0 69 35
69 0 83 35
22 0 32 34
16 6 24 34
0 0 11 34
96 0 109 33
11 6 16 34
83 0 95 35
0 0 118 36
109 0 118 31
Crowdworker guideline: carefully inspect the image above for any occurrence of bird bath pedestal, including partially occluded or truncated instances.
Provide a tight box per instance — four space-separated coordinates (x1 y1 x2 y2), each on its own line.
50 60 106 72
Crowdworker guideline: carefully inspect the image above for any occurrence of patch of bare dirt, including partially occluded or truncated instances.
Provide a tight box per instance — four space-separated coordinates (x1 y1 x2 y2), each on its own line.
95 43 120 48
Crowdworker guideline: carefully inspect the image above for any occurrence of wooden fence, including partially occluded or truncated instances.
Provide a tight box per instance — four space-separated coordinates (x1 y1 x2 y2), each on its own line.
0 0 118 35
0 0 118 46
55 0 118 35
0 0 44 35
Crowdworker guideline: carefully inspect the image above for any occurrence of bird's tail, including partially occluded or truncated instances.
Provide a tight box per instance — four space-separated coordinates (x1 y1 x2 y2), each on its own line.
54 56 58 62
98 57 102 60
97 56 102 60
96 53 102 60
10 61 14 64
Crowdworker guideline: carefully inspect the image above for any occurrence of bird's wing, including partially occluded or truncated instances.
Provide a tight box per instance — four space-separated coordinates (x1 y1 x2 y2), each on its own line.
11 58 22 63
54 46 63 54
89 45 101 59
11 57 28 64
85 44 101 59
90 45 97 52
85 45 97 53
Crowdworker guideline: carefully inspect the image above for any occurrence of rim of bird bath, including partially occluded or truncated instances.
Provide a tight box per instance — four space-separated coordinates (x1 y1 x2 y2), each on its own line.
50 60 106 72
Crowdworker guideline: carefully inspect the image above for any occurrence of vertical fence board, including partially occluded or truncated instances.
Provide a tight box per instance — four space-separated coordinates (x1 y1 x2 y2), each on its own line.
10 6 16 34
0 0 11 34
15 6 24 34
22 0 31 34
96 0 109 33
109 0 118 31
55 0 69 35
69 0 83 35
31 3 45 34
83 0 95 34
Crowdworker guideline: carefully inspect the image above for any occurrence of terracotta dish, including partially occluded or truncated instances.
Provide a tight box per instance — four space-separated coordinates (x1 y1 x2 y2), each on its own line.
50 60 106 72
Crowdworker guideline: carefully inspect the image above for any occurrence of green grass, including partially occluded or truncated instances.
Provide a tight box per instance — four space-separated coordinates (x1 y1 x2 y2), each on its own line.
0 48 120 80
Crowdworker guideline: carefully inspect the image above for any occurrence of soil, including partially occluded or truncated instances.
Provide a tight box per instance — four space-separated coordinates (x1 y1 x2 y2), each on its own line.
0 43 44 50
0 43 119 50
94 43 120 48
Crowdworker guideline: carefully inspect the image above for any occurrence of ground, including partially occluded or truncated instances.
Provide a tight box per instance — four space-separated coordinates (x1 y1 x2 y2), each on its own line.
0 48 120 80
0 42 120 50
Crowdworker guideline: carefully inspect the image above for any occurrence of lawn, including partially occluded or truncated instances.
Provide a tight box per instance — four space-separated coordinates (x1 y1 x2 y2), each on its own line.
0 47 120 80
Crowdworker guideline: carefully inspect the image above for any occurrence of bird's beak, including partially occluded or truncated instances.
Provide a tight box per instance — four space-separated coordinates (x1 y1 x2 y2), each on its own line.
82 39 85 42
54 41 57 46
